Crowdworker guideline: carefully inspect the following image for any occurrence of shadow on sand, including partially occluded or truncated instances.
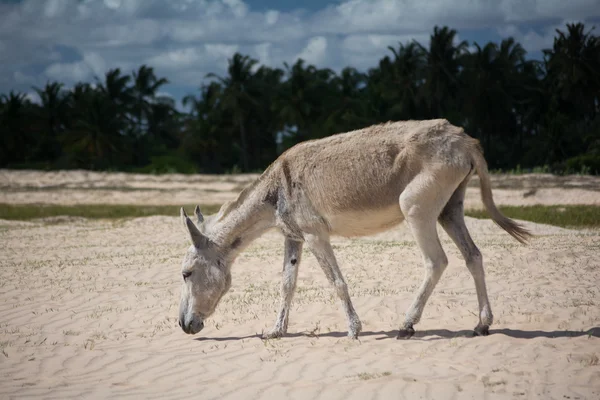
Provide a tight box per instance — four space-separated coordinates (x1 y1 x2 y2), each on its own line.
194 327 600 342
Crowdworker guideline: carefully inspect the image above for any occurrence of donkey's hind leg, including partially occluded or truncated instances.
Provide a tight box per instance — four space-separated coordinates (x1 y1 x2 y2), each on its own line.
306 233 362 339
397 171 461 339
439 176 493 336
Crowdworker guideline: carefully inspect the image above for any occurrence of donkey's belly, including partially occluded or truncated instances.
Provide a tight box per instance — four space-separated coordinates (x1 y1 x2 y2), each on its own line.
326 204 404 238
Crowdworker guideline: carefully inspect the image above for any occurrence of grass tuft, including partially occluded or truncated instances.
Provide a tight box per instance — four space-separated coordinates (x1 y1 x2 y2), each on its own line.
1 203 599 229
465 205 600 228
0 203 221 221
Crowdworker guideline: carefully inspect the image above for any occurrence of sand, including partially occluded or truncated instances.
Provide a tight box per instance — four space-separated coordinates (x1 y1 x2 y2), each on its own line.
1 170 599 399
2 169 599 207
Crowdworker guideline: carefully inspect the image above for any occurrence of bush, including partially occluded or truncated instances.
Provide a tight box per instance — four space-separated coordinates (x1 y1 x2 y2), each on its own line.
551 153 600 175
133 154 198 174
564 154 600 175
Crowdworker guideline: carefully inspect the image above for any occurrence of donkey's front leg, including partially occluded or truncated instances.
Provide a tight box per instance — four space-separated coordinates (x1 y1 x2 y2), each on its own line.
263 238 303 339
306 233 362 339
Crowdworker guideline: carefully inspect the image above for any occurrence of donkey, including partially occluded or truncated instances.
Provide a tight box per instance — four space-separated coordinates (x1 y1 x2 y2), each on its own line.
177 119 531 339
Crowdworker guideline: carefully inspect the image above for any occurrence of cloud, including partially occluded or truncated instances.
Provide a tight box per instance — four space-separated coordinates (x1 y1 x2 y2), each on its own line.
42 0 70 18
296 37 328 66
148 48 204 69
13 71 36 85
44 52 106 83
25 91 41 104
340 33 430 70
265 10 279 26
254 43 272 66
0 0 598 99
146 44 239 84
496 21 581 53
313 0 598 34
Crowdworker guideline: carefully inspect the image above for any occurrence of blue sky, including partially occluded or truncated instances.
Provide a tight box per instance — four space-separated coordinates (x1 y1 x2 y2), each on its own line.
0 0 598 108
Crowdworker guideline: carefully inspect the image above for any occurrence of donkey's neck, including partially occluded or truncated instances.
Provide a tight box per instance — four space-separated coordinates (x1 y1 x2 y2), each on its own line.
209 181 276 259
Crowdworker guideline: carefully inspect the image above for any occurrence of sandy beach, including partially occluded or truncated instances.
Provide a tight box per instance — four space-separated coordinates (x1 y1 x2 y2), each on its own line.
1 170 599 399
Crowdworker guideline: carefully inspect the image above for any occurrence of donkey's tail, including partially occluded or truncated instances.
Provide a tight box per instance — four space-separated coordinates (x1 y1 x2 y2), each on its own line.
469 140 533 244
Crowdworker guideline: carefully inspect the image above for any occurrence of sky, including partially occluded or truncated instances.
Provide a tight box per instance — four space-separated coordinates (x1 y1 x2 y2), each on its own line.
0 0 599 108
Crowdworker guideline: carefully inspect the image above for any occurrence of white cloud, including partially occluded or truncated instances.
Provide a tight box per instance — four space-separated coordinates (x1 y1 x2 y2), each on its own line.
0 0 598 98
340 33 430 70
103 0 122 10
511 0 599 22
342 34 429 54
148 48 203 69
44 52 107 83
205 43 239 59
265 10 279 26
92 20 163 47
84 53 107 77
45 61 92 83
497 22 575 53
145 44 239 84
25 91 41 104
313 0 598 34
223 0 248 18
43 0 69 18
14 71 36 85
296 36 328 66
254 42 272 66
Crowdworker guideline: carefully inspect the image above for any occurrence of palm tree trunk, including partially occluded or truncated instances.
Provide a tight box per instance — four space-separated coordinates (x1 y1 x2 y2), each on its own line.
239 116 249 171
518 126 524 162
137 95 144 136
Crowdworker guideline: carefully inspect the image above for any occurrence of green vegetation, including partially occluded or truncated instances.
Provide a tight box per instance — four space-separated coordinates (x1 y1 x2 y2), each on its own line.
1 23 599 175
0 203 221 221
465 205 600 228
1 203 599 229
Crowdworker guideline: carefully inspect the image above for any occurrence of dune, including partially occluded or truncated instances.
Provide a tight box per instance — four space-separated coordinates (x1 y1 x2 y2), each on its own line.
1 169 599 398
1 210 599 399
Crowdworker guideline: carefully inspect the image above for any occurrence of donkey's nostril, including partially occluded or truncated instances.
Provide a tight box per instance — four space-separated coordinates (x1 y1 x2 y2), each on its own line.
182 270 192 280
178 319 183 328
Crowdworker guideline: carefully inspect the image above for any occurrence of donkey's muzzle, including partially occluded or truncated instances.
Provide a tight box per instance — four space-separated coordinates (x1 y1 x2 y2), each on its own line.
179 316 204 335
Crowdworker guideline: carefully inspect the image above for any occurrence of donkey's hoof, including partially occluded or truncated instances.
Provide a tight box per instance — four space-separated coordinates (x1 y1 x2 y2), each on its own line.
348 326 362 339
262 329 284 340
473 325 489 337
397 326 415 339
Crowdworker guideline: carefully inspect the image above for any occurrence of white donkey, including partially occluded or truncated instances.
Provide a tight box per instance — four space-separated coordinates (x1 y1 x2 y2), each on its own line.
178 119 531 339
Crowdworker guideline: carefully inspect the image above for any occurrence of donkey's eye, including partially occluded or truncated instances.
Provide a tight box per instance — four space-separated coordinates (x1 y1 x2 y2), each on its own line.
182 271 192 280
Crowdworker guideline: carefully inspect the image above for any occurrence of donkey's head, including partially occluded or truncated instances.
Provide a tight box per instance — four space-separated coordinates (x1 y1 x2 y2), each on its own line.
178 206 231 335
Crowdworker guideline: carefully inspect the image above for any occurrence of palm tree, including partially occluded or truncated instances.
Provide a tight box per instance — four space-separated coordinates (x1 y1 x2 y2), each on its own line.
276 59 338 143
461 42 502 157
206 53 259 171
250 65 285 163
277 59 314 141
182 82 227 172
131 65 169 136
543 23 600 120
325 67 368 132
418 26 468 119
495 38 537 161
32 81 71 161
147 96 180 149
384 41 426 119
0 91 32 165
97 68 133 107
59 83 132 169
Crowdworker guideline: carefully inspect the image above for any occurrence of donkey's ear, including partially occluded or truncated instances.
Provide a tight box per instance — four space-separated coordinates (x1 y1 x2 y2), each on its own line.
194 205 204 224
180 207 208 248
